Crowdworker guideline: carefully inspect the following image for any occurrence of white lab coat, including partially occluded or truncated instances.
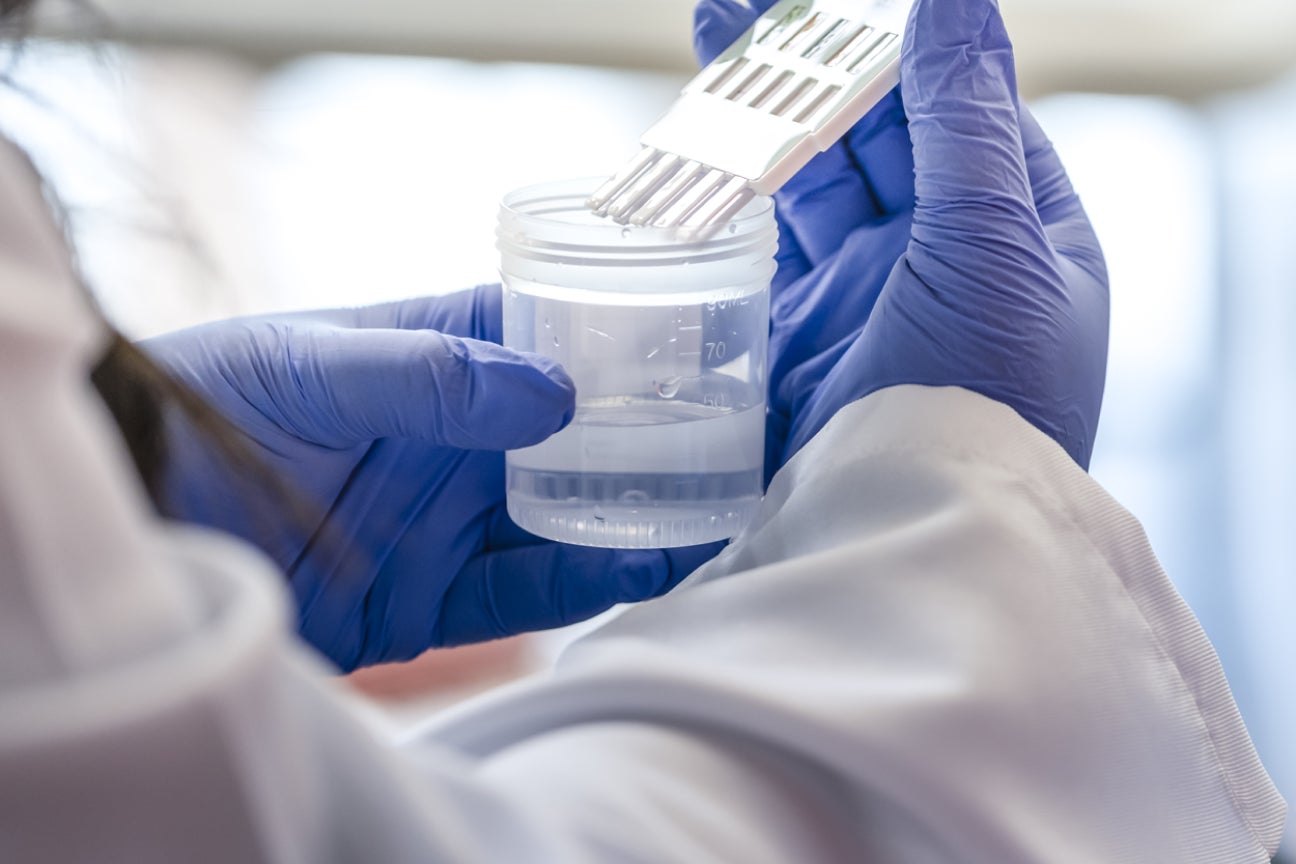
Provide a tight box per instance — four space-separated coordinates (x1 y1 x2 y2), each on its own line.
0 137 1286 863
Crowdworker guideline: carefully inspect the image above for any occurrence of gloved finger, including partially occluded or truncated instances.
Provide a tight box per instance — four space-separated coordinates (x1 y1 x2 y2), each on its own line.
275 326 574 450
300 284 504 344
285 435 472 671
901 0 1056 287
842 88 915 216
434 540 720 646
773 143 881 265
693 0 782 66
768 212 912 406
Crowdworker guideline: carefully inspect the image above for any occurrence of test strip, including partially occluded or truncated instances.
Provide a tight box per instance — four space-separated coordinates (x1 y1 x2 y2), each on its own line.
606 155 684 221
653 170 732 228
630 161 706 226
681 176 753 233
757 4 809 45
589 147 660 213
801 18 850 61
846 32 898 74
823 24 874 67
779 12 825 53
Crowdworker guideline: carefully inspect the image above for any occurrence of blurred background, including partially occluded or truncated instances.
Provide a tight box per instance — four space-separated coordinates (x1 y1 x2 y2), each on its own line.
2 0 1293 853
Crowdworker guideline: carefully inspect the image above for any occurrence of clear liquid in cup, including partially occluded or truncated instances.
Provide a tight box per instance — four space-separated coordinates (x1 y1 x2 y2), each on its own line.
504 281 767 548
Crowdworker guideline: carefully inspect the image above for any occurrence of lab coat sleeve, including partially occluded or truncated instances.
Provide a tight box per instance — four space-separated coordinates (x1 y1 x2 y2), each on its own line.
413 385 1288 864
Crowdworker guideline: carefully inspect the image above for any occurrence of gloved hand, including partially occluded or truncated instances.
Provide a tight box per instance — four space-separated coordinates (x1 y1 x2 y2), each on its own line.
146 287 718 671
694 0 1108 470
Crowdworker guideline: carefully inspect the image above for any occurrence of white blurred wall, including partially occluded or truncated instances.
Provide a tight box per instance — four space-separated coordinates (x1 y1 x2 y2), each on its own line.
35 0 1296 95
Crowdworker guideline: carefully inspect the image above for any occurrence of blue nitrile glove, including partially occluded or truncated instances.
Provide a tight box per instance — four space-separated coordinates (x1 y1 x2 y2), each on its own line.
694 0 1108 470
146 286 719 672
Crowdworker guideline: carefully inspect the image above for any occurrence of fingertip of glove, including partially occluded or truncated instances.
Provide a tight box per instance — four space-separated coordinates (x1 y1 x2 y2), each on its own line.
570 543 720 604
554 547 679 605
607 548 674 602
902 0 1014 104
519 351 577 430
435 336 576 449
493 363 577 445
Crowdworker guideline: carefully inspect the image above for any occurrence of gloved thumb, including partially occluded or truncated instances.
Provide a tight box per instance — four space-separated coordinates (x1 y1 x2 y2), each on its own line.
306 284 505 345
272 325 575 450
901 0 1050 273
694 0 781 66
